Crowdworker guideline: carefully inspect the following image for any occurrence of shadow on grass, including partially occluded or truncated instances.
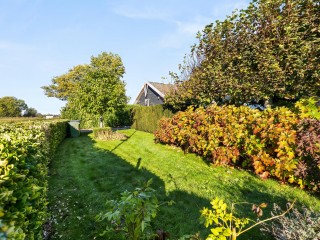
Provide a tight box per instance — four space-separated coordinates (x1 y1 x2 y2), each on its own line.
110 129 137 152
48 133 290 240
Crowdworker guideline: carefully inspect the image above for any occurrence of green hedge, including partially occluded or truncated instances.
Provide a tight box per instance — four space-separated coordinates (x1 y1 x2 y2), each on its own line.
0 120 67 239
131 105 173 133
154 104 320 191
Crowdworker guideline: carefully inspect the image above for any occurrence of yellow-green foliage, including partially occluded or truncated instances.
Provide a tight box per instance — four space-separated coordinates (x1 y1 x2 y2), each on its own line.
201 197 249 240
295 96 320 120
200 197 291 240
0 120 67 239
154 104 320 191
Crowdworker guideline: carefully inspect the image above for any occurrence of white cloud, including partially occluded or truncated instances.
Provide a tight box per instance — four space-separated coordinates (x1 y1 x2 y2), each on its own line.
158 16 211 49
0 42 10 50
157 0 250 50
175 15 212 35
112 1 205 49
176 21 203 36
113 3 170 21
0 41 36 51
158 33 183 49
111 0 250 50
0 41 19 50
0 40 65 76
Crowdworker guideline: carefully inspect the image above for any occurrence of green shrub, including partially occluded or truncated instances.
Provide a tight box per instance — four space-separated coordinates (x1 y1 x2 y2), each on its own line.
0 120 67 239
96 179 159 240
105 105 133 127
131 105 173 133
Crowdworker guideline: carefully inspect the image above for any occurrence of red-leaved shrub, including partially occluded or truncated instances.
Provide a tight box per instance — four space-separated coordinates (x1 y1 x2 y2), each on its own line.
154 104 320 191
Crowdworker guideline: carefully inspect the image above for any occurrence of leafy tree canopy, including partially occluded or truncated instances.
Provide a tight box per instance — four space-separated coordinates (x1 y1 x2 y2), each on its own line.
42 64 89 101
0 96 28 117
42 52 129 123
23 107 40 117
165 0 319 110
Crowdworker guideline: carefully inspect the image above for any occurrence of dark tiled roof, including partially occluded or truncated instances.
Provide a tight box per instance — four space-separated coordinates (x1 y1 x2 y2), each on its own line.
148 82 173 95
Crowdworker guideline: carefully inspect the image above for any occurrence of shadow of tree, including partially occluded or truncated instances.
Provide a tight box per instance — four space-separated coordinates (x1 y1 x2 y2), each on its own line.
109 129 137 152
85 135 210 239
48 133 301 240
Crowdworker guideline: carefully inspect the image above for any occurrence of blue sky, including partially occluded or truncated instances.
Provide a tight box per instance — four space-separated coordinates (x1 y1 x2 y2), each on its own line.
0 0 250 114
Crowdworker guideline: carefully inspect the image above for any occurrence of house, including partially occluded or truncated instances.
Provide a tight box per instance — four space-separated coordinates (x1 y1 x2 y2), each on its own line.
45 115 54 119
134 82 173 106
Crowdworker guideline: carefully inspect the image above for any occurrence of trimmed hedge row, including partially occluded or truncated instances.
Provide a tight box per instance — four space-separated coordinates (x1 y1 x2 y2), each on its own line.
0 120 68 239
131 105 173 133
154 105 320 191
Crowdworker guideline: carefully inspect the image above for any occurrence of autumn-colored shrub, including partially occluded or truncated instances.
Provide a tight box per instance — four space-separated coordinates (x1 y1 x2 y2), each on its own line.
156 105 254 166
154 104 320 191
245 108 298 181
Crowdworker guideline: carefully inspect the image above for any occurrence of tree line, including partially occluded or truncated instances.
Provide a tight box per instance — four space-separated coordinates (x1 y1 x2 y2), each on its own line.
0 96 40 117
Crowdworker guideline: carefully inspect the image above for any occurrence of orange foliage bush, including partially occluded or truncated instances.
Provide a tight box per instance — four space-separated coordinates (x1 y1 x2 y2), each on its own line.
154 104 320 191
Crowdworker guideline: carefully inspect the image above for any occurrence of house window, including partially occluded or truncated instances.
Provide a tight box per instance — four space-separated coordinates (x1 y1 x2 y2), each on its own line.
145 99 150 106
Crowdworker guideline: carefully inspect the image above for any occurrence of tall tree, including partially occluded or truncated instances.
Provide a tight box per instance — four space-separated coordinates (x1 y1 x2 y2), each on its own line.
41 64 89 101
42 52 129 126
23 107 39 117
165 0 319 110
0 96 28 117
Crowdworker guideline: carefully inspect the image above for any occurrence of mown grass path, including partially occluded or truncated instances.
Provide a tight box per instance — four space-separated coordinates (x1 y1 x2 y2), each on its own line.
48 129 320 239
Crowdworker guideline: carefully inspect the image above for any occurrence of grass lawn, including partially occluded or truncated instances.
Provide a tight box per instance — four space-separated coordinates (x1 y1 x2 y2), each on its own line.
47 129 320 239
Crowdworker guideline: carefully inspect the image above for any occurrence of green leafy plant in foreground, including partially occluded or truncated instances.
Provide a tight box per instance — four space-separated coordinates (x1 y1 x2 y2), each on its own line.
200 197 295 240
96 179 172 240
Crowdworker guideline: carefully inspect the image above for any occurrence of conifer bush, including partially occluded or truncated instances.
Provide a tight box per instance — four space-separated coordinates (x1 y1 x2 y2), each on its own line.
131 105 173 133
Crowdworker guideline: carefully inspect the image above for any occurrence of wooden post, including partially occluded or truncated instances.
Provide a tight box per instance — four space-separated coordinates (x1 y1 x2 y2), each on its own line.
99 115 103 128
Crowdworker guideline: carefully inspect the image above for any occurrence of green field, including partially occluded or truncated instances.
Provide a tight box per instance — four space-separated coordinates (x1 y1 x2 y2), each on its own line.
47 129 320 239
